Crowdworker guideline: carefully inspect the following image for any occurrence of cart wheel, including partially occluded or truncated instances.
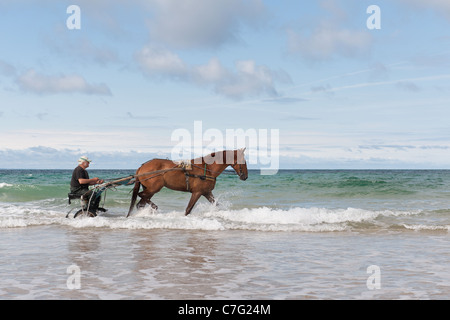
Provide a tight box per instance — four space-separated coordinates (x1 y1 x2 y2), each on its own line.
73 209 97 218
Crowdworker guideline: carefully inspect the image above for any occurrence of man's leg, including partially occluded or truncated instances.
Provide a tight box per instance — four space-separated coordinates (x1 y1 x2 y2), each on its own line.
81 190 101 214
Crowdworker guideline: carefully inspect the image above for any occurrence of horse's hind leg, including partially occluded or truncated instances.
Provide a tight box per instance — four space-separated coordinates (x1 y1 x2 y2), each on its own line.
204 192 218 206
137 190 158 210
146 197 158 210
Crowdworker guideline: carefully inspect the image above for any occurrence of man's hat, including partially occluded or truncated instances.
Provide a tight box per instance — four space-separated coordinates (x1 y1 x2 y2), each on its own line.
78 156 92 163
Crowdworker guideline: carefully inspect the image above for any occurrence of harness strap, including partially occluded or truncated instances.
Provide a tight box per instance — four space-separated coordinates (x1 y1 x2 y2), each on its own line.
183 167 216 191
185 173 216 181
185 171 190 191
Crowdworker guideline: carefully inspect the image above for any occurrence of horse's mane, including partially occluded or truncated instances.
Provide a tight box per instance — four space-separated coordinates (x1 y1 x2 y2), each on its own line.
198 150 238 165
142 150 241 166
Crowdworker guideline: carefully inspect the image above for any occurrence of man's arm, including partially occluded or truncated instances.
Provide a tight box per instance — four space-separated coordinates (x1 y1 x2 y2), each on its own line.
78 177 104 185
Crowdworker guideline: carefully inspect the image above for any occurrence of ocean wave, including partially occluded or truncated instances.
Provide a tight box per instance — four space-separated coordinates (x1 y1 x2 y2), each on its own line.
402 224 450 232
1 202 445 233
0 183 13 188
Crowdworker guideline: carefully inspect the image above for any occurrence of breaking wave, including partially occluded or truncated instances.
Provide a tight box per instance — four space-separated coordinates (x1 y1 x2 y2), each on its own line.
0 201 447 233
0 183 13 188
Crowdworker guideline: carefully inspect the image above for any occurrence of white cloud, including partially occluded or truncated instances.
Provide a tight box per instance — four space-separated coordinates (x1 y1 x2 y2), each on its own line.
135 45 188 79
211 60 291 99
147 0 267 49
192 58 229 83
277 131 450 169
136 47 291 99
0 147 162 169
3 0 267 49
16 69 112 96
2 141 449 169
401 0 450 21
0 127 174 154
286 0 372 61
287 22 372 61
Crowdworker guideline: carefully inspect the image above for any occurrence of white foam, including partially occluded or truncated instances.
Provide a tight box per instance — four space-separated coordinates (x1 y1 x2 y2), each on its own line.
0 183 13 188
402 224 450 232
0 201 428 232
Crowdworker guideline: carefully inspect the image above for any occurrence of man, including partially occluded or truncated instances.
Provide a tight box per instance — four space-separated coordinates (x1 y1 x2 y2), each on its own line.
70 156 104 214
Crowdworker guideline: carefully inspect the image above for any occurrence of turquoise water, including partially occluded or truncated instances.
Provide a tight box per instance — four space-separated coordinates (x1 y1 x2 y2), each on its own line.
1 169 449 232
1 169 449 299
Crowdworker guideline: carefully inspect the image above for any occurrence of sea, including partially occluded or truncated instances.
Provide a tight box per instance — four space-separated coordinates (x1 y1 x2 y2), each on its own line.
0 169 449 300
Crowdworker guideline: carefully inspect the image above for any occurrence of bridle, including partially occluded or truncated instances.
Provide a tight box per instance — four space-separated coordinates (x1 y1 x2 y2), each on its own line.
231 159 246 179
190 158 246 179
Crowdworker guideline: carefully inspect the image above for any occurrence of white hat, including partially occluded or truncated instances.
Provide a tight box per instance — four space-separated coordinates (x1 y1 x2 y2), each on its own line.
78 156 92 163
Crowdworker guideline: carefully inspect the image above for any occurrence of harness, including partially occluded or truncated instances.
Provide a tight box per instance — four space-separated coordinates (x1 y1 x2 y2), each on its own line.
179 159 245 191
181 163 216 191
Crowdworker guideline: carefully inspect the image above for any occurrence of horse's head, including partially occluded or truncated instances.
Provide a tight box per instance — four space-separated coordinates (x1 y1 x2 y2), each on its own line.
231 148 248 181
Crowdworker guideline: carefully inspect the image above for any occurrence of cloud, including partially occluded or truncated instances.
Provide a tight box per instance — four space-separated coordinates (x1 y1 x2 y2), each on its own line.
147 0 268 49
135 45 188 79
279 115 318 121
0 59 16 77
263 97 308 104
2 142 448 169
36 113 49 121
16 69 112 96
1 0 268 48
287 0 372 61
0 60 113 96
310 83 335 97
359 144 417 151
126 112 164 120
287 23 372 61
311 83 333 93
21 0 267 48
0 146 163 169
47 36 120 67
136 46 291 99
396 81 421 92
400 0 450 21
132 1 283 99
203 59 291 99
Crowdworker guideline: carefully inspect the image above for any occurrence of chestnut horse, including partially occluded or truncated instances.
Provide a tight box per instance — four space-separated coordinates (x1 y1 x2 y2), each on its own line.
127 149 248 217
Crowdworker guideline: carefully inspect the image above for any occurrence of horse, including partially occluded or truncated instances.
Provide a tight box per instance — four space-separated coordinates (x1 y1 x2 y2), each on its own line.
127 148 248 217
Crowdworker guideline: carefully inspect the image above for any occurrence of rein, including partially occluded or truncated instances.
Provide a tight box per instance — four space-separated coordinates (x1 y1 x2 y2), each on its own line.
191 161 245 178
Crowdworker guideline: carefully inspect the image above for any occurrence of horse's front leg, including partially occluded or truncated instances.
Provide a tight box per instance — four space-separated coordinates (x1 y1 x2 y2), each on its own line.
185 192 202 216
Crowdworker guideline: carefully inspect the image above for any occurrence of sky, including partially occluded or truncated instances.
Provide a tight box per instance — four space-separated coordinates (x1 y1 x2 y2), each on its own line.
0 0 450 169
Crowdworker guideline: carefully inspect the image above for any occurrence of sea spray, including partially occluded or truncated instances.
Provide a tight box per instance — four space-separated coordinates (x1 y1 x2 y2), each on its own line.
0 201 427 232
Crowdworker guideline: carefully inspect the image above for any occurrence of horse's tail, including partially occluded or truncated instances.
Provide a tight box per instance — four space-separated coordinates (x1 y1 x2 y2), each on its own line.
127 178 141 218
